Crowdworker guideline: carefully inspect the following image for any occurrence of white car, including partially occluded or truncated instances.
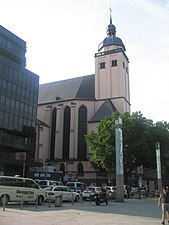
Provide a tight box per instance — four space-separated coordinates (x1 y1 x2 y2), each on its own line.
82 186 101 200
37 180 63 189
0 176 46 205
44 186 80 202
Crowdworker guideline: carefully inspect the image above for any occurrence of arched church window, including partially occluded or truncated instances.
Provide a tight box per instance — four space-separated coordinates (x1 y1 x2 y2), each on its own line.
60 163 65 174
62 106 70 160
50 107 57 161
77 105 87 160
77 162 84 175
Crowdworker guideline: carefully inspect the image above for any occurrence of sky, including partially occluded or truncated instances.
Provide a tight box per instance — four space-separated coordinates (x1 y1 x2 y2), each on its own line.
1 0 169 123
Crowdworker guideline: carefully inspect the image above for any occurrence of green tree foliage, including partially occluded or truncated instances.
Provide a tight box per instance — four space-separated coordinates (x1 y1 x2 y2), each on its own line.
85 111 169 180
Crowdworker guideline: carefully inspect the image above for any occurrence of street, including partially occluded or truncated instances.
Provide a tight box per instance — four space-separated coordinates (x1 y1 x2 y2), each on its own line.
0 197 162 225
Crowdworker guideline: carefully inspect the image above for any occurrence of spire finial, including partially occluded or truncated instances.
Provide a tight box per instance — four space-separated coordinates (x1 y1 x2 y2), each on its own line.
107 4 116 37
109 4 112 24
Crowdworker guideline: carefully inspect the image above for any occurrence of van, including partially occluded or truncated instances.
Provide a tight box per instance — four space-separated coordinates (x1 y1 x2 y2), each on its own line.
0 176 46 205
66 181 86 193
37 180 63 189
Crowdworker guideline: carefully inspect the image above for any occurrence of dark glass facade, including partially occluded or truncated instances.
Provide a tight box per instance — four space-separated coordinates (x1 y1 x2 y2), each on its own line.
0 25 39 175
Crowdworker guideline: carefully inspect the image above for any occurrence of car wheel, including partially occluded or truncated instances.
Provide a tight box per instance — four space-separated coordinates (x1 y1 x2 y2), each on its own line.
75 195 80 202
0 194 9 205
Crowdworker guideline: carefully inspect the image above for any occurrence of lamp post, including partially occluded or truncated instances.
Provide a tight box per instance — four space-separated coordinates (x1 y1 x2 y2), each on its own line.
22 162 25 177
156 142 162 192
115 117 124 202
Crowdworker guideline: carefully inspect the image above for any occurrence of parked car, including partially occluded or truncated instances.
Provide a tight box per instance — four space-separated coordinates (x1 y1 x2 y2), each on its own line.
37 180 63 189
65 181 86 193
82 186 101 200
0 176 46 205
131 187 146 197
44 185 80 202
131 187 138 196
104 186 116 200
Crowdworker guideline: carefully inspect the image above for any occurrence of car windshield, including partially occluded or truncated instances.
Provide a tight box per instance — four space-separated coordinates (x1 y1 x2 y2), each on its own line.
66 183 74 187
87 187 100 192
43 186 53 191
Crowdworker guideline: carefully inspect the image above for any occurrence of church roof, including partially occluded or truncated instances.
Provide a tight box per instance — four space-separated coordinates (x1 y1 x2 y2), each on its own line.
98 15 126 51
102 36 126 51
89 99 117 123
38 74 95 104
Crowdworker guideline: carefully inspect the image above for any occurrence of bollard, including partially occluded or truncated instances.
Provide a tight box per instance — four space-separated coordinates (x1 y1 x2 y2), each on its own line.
60 194 63 207
48 193 51 208
3 194 6 211
36 194 38 209
71 192 74 205
55 195 62 207
89 193 91 204
80 192 83 204
20 192 23 210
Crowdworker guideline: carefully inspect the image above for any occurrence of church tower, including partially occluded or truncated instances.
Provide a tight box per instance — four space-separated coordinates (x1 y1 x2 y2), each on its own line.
95 13 130 113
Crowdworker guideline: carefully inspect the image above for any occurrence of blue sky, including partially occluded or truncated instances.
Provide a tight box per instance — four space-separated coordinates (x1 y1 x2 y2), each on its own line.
1 0 169 122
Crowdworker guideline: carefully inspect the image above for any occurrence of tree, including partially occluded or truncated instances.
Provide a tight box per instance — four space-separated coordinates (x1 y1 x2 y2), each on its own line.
85 111 169 183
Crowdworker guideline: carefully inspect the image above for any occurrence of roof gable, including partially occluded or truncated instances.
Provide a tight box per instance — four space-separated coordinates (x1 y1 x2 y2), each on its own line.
89 99 117 123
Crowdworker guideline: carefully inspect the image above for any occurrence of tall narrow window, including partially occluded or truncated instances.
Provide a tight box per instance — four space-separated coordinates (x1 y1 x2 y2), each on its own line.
77 105 87 160
99 62 106 69
62 106 71 160
77 163 84 175
50 107 57 161
112 59 118 67
60 163 65 174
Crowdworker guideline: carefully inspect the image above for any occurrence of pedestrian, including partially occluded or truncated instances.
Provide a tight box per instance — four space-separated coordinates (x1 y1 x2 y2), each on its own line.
138 186 141 199
126 185 130 199
158 186 169 224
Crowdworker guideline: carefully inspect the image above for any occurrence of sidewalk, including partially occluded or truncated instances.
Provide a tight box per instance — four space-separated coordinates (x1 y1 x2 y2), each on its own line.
0 198 162 225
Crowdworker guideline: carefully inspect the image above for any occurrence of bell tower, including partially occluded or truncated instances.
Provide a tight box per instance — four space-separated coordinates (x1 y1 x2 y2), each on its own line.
95 12 130 113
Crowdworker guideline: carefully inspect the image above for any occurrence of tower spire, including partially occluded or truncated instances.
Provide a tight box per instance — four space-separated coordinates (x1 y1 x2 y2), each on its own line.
107 6 116 37
109 5 112 24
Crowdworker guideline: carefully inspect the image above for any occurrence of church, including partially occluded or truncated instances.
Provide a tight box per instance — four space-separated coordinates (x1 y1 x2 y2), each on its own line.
36 14 130 185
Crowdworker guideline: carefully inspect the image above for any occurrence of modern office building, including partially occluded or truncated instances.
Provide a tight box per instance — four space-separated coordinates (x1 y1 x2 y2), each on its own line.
0 25 39 176
36 15 130 184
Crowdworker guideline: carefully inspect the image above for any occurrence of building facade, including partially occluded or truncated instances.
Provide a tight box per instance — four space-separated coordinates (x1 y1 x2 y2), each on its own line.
36 16 130 184
0 25 39 176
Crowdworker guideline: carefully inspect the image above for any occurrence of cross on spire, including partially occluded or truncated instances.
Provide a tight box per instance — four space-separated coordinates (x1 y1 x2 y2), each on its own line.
109 4 112 24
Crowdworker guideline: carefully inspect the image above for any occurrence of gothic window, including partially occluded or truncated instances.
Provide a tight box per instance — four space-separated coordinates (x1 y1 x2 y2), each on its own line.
62 106 71 160
60 163 65 174
77 162 84 175
50 107 57 161
77 105 87 160
112 60 117 67
99 62 106 69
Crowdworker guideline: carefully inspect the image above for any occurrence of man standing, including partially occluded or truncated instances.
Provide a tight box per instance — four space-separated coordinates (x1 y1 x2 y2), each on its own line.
158 187 169 224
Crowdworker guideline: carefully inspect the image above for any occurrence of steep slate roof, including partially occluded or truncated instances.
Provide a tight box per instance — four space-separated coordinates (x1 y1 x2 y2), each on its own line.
89 99 117 123
38 74 95 104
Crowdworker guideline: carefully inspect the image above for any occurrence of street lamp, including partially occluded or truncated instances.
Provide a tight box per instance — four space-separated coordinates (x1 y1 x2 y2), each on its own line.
115 117 124 202
156 142 162 192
